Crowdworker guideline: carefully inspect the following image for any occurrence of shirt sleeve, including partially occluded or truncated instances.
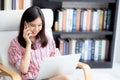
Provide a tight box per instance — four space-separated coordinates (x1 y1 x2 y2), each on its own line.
8 39 22 70
48 38 56 57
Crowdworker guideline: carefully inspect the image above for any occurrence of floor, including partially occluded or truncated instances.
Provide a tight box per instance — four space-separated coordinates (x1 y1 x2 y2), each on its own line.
91 62 120 80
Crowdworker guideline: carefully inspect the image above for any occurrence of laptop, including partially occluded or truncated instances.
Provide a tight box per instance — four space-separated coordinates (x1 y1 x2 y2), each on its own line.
38 54 81 79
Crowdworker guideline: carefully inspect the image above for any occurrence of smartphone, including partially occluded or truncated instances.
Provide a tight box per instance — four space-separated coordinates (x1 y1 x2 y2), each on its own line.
24 21 28 27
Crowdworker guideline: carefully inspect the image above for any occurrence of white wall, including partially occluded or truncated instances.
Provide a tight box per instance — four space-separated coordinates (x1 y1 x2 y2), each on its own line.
114 0 120 63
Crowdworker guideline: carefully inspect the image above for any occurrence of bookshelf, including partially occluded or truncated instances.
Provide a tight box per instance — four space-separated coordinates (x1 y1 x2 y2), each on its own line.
31 0 118 68
0 0 32 10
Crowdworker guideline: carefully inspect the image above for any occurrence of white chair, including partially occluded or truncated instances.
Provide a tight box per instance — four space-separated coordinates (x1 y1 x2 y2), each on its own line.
0 9 92 80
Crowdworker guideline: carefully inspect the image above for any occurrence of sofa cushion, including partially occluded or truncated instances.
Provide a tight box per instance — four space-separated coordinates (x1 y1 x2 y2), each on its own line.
0 9 53 31
0 31 19 72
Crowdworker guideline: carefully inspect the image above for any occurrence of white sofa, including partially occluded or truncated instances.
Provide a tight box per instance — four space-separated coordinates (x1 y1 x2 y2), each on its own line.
0 9 92 80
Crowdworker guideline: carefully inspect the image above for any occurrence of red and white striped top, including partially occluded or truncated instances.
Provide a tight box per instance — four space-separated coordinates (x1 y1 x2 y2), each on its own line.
8 37 56 80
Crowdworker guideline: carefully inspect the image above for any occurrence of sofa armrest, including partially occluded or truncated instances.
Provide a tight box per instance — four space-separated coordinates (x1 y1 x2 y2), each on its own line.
0 62 92 80
77 62 92 80
0 63 21 80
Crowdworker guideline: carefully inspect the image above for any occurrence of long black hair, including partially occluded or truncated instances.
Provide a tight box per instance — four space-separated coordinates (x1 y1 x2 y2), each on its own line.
18 6 48 49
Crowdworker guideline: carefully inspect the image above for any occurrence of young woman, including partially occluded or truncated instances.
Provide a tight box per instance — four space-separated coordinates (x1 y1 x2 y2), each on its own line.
8 6 71 80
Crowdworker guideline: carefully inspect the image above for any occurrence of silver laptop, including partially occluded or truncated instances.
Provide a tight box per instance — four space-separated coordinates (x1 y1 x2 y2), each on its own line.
38 54 81 79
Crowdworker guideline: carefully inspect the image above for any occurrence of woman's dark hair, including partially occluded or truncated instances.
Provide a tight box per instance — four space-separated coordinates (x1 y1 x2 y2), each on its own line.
18 6 48 49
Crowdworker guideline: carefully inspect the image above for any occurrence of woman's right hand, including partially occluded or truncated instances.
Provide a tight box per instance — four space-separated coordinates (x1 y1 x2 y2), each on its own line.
23 22 32 45
20 22 32 73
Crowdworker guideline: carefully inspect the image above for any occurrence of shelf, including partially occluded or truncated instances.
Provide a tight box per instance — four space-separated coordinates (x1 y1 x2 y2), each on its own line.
48 0 116 3
80 61 112 68
53 31 113 36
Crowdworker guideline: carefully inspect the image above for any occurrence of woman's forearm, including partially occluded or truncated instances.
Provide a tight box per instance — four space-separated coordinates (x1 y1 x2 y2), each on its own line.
20 44 31 74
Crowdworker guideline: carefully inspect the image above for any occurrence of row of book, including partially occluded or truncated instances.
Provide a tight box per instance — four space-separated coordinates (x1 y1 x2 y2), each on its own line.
0 0 32 10
54 8 111 32
59 39 109 61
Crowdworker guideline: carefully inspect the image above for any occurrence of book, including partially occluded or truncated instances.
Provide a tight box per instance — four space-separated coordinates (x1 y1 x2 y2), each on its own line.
78 40 84 55
76 9 81 32
69 39 76 54
80 9 84 31
98 40 102 60
4 0 12 10
87 39 93 61
54 21 59 32
96 9 101 31
99 9 104 31
62 9 67 32
86 9 92 32
16 0 19 10
64 40 69 55
12 0 16 10
91 39 95 61
59 39 64 55
84 39 89 61
66 9 73 32
101 39 107 61
103 9 107 30
23 0 32 9
104 40 109 61
91 9 98 31
58 10 63 32
81 40 85 60
94 40 100 61
72 9 77 32
106 9 111 30
75 40 79 54
19 0 23 9
82 9 87 31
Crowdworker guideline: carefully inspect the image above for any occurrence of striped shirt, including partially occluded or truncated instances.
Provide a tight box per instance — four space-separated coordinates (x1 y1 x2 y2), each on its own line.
8 37 56 80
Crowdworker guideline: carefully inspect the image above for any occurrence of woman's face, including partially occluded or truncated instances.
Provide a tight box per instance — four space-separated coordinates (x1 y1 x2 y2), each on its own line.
27 17 42 37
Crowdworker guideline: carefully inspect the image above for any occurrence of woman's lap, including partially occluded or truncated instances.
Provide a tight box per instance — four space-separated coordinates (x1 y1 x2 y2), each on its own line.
36 69 84 80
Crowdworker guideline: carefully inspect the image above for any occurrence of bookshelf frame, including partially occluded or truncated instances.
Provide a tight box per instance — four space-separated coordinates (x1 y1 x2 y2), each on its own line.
33 0 119 68
48 0 116 3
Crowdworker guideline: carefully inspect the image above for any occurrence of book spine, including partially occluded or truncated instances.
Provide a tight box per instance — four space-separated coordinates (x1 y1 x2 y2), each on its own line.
86 9 92 32
59 39 64 55
88 39 92 61
58 10 63 32
76 9 81 32
91 39 95 61
103 9 107 30
106 9 111 30
96 9 101 31
12 0 16 10
92 10 97 31
62 9 67 32
82 10 87 31
54 21 59 32
72 9 77 32
19 0 23 10
99 9 104 31
101 39 106 61
94 40 99 61
4 0 12 10
80 10 84 31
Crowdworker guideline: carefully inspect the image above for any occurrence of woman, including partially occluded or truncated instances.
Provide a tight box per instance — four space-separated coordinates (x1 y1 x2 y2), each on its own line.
8 6 71 80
